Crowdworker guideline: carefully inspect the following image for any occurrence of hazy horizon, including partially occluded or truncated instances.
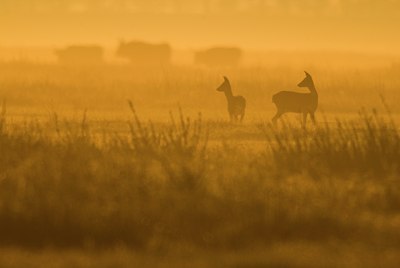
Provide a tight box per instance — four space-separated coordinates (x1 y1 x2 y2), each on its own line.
2 0 400 53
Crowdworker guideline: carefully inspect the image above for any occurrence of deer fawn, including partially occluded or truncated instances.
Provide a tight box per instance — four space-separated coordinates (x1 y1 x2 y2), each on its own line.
272 72 318 126
217 76 246 122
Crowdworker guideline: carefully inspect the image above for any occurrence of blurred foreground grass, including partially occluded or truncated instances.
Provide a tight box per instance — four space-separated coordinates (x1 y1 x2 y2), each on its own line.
2 242 400 267
0 104 400 267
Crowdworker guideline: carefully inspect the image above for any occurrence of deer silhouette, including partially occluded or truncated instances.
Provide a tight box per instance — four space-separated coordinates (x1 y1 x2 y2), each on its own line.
272 72 318 126
217 76 246 122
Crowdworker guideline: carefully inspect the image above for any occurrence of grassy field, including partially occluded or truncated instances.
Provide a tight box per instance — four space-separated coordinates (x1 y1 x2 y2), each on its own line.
0 59 400 267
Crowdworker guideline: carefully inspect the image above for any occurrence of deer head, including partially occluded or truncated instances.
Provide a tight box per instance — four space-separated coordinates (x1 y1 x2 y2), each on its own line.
298 71 314 88
217 76 231 92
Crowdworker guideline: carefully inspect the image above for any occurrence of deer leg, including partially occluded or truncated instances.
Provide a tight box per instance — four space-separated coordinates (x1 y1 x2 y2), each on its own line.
302 112 308 128
239 112 245 123
272 111 283 125
310 113 317 125
310 112 316 125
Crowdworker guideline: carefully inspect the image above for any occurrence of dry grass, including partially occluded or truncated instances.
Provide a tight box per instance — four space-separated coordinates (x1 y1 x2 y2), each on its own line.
1 60 400 120
0 60 400 266
1 242 400 268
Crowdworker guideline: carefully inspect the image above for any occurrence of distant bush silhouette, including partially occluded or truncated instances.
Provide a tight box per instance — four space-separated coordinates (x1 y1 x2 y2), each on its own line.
55 45 104 65
195 47 242 67
116 40 171 65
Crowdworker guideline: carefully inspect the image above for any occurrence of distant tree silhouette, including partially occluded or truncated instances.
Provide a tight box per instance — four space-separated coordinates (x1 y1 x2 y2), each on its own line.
116 41 171 65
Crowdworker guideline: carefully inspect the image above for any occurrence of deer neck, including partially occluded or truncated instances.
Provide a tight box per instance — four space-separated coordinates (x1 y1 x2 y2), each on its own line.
308 83 318 95
224 87 234 101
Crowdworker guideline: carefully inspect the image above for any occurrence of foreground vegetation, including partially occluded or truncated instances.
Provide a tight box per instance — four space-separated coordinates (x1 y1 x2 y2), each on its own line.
0 104 400 266
1 60 400 266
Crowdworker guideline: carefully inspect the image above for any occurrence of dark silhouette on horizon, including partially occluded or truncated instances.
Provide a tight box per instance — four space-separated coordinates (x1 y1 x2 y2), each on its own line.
195 47 242 67
116 40 171 65
55 45 104 65
272 72 318 126
217 76 246 122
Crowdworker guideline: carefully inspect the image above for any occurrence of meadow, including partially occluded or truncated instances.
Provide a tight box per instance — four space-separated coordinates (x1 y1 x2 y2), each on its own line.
1 55 400 267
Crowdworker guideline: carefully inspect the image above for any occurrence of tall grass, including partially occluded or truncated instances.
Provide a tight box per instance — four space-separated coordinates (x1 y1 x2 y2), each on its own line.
263 109 400 177
127 101 207 190
2 61 400 119
0 104 399 252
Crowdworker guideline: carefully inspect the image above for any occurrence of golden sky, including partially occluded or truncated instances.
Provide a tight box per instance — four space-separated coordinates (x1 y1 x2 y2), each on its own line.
1 0 400 53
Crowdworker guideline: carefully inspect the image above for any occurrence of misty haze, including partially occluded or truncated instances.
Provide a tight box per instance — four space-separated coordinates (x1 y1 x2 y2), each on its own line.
0 1 400 267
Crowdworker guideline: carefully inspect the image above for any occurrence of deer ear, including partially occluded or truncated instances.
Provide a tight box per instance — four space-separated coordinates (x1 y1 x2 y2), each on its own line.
223 76 228 81
305 71 310 77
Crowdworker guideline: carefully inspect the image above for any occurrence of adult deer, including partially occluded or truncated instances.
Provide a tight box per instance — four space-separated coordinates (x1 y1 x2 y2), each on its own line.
217 76 246 122
272 72 318 126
